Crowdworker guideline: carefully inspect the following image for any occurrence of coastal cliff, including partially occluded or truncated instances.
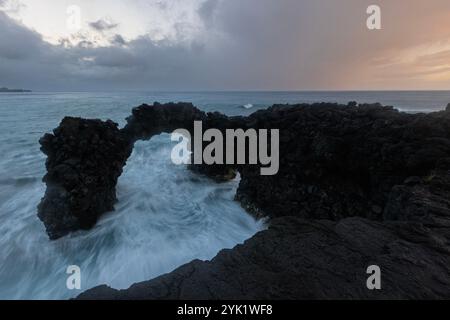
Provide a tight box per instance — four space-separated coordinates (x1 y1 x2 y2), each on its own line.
37 102 450 299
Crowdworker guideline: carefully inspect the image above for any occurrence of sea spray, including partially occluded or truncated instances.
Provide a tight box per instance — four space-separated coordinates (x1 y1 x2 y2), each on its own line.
0 134 264 299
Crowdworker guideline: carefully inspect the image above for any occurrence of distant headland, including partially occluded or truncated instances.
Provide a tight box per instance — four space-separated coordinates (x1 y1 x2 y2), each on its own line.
0 87 32 93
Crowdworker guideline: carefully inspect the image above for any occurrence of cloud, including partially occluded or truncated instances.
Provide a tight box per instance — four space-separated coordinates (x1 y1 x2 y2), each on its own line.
0 0 25 13
89 18 119 32
415 50 450 68
198 0 219 27
111 34 127 46
0 9 215 90
2 0 450 91
0 10 45 59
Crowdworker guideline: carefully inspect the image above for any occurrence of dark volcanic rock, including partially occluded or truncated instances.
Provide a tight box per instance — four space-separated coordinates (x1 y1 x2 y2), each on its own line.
123 102 207 141
234 103 450 221
79 172 450 299
37 117 132 239
79 197 450 299
37 102 205 239
127 102 449 222
125 102 246 182
37 102 450 299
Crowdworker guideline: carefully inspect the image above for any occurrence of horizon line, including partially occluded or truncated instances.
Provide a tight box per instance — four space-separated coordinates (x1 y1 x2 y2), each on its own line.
7 89 450 93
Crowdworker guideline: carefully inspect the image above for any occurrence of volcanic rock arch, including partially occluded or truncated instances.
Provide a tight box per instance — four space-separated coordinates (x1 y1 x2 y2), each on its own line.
38 102 450 240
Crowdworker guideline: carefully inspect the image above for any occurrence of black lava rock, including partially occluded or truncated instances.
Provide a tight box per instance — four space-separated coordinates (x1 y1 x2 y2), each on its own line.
37 117 132 239
79 170 450 299
36 102 450 299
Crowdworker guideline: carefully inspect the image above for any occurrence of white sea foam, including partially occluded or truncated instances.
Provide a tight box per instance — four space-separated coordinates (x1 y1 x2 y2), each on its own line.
0 134 264 299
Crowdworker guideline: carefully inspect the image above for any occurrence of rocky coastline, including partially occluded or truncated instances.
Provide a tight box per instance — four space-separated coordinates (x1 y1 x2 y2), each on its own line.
36 102 450 299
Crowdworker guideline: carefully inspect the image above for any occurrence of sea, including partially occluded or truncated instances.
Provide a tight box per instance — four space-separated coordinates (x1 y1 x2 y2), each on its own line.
0 91 449 299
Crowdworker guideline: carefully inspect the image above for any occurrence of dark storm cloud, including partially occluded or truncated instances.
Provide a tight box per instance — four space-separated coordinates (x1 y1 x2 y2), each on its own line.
2 0 450 91
0 9 222 90
0 1 326 90
0 11 42 59
0 11 70 89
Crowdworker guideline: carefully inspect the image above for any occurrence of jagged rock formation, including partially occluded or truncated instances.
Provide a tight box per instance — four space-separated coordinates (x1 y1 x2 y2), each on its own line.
122 102 207 141
79 215 450 300
37 102 246 239
236 103 450 221
38 118 132 239
36 102 450 299
79 171 450 300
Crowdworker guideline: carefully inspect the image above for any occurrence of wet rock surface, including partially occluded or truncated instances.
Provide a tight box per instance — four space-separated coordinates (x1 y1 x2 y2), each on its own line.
78 217 450 299
79 170 450 300
36 102 450 298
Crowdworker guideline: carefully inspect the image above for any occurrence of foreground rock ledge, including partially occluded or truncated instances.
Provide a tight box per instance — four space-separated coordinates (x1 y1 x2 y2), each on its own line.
79 166 450 299
36 102 450 298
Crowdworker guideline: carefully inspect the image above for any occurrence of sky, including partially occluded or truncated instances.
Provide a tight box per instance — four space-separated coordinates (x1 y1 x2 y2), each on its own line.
1 0 450 91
